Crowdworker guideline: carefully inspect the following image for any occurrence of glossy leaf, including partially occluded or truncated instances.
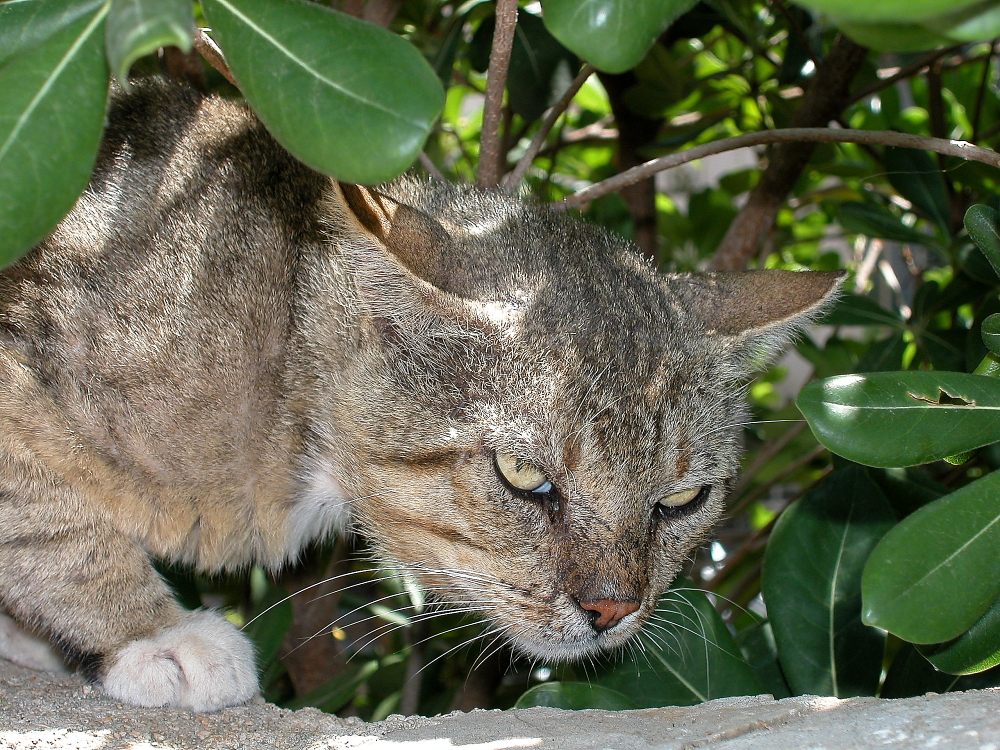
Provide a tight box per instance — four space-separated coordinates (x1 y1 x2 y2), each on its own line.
884 147 950 237
0 1 110 269
797 371 1000 468
839 201 937 247
244 590 293 669
920 592 1000 675
862 469 1000 644
596 587 762 706
201 0 444 185
880 643 1000 698
791 0 982 24
966 204 1000 278
763 466 895 697
106 0 192 85
515 682 637 710
982 314 1000 357
541 0 698 74
0 0 105 67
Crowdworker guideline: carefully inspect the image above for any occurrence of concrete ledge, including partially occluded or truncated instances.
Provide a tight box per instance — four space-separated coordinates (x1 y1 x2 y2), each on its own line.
1 659 998 749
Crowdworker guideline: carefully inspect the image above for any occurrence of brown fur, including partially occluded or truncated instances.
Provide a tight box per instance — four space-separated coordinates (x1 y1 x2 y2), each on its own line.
0 80 841 707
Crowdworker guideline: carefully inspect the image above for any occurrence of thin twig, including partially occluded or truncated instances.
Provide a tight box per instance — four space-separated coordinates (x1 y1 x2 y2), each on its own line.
849 46 958 105
729 421 807 501
556 128 1000 211
418 152 446 181
476 0 518 188
502 63 596 193
726 444 827 520
192 28 236 87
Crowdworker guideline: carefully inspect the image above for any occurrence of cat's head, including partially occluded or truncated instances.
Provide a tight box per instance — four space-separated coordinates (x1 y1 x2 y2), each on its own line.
321 178 841 661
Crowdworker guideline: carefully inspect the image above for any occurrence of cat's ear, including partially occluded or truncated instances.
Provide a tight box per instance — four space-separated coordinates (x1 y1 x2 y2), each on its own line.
673 270 844 366
337 182 514 336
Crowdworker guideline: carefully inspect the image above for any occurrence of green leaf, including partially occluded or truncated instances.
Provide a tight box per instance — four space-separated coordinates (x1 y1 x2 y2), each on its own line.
541 0 698 74
734 621 791 699
836 20 950 52
763 466 896 697
515 682 637 710
965 204 1000 278
0 0 105 67
0 0 110 269
106 0 192 85
839 201 937 248
285 657 382 712
920 592 1000 675
862 469 1000 644
822 293 904 328
982 314 1000 357
791 0 983 24
797 371 1000 468
884 146 951 237
854 332 908 373
596 586 762 706
201 0 444 185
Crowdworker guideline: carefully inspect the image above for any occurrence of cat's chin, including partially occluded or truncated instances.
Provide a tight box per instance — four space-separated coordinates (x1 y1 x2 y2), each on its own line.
506 618 643 663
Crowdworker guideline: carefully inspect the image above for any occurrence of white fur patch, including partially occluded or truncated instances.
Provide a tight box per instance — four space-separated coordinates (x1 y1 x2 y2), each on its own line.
284 459 352 560
101 609 257 712
0 612 69 674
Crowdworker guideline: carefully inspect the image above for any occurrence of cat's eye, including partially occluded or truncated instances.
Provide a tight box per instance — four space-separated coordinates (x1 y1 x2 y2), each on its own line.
494 451 553 495
655 485 711 518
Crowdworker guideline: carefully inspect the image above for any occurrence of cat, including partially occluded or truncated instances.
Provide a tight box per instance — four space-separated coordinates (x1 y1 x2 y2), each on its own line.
0 79 841 712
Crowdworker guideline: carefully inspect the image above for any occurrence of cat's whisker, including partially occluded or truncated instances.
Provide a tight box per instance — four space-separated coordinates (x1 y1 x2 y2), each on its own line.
241 565 390 629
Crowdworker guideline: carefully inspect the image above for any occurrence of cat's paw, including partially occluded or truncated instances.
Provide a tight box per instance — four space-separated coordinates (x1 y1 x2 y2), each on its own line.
101 609 258 712
0 612 69 674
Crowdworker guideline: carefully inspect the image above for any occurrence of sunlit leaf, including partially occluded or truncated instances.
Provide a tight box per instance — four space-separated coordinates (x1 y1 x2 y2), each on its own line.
798 372 1000 468
541 0 698 74
0 0 110 268
862 470 1000 644
763 466 895 697
106 0 192 85
201 0 444 184
0 0 105 67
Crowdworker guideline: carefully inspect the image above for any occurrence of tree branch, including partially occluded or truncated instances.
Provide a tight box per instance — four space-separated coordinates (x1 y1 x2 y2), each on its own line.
477 0 519 188
502 64 595 193
193 28 236 87
555 128 1000 211
710 35 869 270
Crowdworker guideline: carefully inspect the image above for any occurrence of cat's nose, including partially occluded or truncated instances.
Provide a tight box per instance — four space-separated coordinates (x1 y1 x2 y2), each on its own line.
578 599 639 632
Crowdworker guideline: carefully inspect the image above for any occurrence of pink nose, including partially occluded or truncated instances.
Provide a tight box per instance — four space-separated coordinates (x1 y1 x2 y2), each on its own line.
579 599 640 631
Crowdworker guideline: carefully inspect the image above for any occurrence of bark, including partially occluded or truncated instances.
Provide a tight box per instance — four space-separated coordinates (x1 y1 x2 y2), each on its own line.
711 35 868 270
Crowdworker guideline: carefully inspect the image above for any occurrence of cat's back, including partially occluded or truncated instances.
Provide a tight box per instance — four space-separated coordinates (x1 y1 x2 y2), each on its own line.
0 82 332 565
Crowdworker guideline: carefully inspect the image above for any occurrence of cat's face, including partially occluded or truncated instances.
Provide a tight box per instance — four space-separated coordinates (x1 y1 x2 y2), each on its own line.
324 180 839 661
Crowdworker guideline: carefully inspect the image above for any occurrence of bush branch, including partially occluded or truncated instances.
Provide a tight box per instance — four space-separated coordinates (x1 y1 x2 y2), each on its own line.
555 128 1000 211
193 28 236 87
502 64 595 193
476 0 518 188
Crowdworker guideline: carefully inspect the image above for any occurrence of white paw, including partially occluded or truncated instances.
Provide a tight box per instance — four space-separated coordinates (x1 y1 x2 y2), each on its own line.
101 609 258 712
0 612 69 674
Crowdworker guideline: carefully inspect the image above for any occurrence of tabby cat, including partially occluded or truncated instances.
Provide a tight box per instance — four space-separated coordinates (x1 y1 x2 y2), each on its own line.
0 80 841 711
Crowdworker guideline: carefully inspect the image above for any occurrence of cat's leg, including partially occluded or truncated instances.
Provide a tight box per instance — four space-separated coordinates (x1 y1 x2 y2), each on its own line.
0 609 69 673
0 512 258 712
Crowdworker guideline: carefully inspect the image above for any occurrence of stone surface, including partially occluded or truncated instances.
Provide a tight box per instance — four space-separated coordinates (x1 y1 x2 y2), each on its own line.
1 658 999 749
